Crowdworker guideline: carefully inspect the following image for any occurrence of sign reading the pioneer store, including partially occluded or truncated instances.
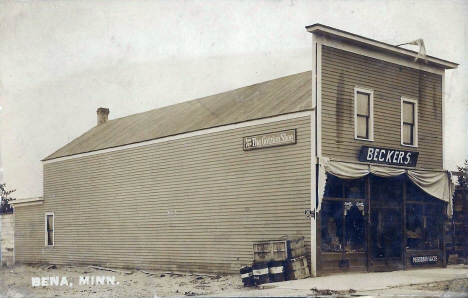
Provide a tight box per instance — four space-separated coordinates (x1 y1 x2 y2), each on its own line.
411 255 438 265
243 129 296 151
359 146 419 167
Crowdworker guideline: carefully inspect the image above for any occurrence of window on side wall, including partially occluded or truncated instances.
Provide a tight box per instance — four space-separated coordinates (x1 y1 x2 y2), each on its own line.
354 87 374 141
45 213 54 246
401 97 418 147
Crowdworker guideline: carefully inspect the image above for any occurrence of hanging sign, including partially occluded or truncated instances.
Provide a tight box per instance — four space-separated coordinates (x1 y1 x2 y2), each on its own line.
243 129 296 151
358 146 419 167
411 255 438 265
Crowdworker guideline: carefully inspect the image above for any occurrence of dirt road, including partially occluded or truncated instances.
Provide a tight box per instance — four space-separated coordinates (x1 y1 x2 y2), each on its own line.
0 265 244 297
1 264 467 297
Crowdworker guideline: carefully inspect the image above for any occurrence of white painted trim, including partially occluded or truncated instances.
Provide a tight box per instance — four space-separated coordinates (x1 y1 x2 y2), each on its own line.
43 111 313 164
10 197 43 207
311 110 317 278
441 72 445 169
354 87 374 142
316 41 322 158
312 34 317 110
310 33 318 278
315 34 445 75
401 97 419 148
12 201 43 208
45 212 54 247
307 25 457 70
13 211 15 266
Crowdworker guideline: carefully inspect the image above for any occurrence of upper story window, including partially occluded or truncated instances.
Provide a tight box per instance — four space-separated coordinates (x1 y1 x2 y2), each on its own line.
354 87 374 141
401 97 418 147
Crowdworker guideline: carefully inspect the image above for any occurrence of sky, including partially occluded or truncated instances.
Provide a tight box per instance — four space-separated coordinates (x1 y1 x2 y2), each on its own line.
0 0 466 199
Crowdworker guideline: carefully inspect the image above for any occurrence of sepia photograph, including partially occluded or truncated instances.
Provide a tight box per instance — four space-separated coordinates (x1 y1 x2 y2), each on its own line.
0 0 467 297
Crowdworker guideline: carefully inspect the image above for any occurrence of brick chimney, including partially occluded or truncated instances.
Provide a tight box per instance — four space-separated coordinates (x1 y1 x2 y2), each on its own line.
97 108 109 125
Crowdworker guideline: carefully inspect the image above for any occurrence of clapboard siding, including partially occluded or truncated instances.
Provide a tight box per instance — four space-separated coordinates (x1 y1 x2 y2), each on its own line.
15 204 46 264
17 116 311 273
321 46 443 169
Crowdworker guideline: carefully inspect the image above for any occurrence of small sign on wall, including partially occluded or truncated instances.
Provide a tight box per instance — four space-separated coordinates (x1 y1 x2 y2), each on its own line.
243 129 296 151
359 146 419 167
411 255 438 265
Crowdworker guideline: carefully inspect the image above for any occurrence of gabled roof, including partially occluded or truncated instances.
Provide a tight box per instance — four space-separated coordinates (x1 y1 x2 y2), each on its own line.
44 71 313 161
306 24 458 70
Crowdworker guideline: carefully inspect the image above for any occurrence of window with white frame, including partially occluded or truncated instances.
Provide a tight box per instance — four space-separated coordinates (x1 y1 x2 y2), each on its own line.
354 88 374 141
45 213 54 246
401 97 418 146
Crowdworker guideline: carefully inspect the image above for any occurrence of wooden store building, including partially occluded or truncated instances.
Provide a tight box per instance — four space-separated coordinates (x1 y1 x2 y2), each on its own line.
13 24 457 276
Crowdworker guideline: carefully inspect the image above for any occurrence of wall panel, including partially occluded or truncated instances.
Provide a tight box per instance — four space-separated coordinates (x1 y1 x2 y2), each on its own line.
17 116 312 274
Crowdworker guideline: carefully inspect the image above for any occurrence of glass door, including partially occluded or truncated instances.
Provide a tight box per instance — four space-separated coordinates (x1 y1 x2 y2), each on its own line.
370 208 403 271
369 176 404 272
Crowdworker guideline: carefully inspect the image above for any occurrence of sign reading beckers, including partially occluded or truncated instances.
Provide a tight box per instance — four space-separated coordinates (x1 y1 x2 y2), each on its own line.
243 129 296 151
359 146 419 167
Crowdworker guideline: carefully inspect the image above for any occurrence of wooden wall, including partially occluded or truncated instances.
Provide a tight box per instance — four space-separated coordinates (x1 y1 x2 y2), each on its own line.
15 204 45 264
1 214 15 267
321 46 443 169
16 116 312 274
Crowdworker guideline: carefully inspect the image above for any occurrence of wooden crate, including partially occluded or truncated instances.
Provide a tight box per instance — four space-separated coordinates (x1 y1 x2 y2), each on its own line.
288 237 304 250
285 256 310 280
286 256 308 270
287 237 306 259
289 247 306 259
286 266 310 280
253 242 271 262
253 240 287 262
271 240 287 261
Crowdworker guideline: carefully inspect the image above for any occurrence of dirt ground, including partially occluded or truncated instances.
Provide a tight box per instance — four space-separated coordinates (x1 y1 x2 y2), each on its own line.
401 278 468 293
1 264 468 297
0 264 246 298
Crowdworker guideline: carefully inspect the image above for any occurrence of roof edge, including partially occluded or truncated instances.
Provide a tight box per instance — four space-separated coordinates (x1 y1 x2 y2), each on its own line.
42 71 313 162
306 24 458 70
10 197 43 207
42 109 314 163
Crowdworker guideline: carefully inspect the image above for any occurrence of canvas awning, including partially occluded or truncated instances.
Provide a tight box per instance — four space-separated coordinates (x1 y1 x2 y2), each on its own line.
317 157 454 217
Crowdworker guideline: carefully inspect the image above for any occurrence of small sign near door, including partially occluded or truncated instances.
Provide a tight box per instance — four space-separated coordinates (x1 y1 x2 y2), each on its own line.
359 146 419 167
411 255 438 265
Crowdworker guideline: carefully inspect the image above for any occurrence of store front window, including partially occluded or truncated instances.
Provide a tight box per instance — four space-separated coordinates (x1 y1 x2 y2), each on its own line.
321 174 366 253
406 180 443 251
319 169 447 273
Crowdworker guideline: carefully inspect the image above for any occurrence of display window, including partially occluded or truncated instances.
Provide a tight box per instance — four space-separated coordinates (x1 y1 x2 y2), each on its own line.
321 174 366 253
370 175 403 205
406 180 443 251
320 172 446 273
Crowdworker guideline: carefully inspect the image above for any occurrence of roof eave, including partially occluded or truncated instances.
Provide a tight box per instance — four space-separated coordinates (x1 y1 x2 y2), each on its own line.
10 197 44 207
306 24 458 70
41 108 314 163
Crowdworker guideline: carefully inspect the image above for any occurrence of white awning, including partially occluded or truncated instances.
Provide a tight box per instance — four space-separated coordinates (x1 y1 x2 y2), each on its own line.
318 157 454 217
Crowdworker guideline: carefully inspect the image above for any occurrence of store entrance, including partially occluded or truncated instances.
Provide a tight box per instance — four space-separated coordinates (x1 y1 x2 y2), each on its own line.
369 208 403 271
369 176 404 272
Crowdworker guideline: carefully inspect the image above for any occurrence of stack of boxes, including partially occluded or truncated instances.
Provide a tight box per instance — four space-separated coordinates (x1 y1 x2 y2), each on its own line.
285 237 310 280
240 236 310 287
